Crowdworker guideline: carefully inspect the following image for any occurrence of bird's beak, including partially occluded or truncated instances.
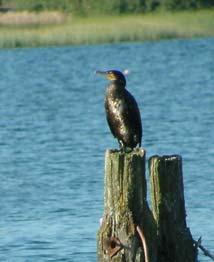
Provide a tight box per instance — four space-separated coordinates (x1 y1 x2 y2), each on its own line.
95 70 107 76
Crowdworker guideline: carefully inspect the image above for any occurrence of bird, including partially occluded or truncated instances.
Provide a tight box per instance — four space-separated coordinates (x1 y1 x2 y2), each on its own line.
96 69 142 151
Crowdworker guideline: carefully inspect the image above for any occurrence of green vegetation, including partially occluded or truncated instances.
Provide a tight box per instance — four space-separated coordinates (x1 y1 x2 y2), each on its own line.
0 9 213 48
2 0 214 13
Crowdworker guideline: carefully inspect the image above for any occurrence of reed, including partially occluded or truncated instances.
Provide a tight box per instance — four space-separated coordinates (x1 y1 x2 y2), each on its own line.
0 9 213 48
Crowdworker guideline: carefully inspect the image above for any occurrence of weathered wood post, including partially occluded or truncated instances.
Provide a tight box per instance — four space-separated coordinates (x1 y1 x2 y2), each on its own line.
97 148 156 262
149 155 197 262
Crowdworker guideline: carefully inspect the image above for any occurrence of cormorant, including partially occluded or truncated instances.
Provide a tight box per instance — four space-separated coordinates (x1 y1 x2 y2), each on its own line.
96 70 142 150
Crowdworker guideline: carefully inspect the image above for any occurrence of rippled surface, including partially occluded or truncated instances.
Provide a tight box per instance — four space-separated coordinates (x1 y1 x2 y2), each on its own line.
0 38 213 261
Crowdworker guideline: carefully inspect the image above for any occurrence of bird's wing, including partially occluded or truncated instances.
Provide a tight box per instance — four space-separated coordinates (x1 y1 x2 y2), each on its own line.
124 90 142 145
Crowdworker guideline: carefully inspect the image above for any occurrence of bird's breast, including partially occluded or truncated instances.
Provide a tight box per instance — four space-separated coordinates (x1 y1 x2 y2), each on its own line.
109 98 126 115
105 96 128 135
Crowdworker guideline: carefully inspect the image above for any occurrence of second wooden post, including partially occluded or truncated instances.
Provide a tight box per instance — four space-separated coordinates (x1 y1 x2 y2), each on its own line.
149 155 197 262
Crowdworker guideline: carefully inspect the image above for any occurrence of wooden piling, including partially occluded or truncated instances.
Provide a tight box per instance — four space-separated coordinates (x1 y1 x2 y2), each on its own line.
149 155 197 262
97 151 197 261
97 148 156 262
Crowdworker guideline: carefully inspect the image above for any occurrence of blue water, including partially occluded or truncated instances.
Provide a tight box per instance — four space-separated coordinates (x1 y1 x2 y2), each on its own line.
0 38 213 261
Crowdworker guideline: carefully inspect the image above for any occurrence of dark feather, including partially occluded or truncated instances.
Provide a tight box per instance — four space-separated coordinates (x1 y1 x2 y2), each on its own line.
105 83 142 149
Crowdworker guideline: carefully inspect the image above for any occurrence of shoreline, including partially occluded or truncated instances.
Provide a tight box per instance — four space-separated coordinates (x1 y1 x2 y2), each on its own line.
0 9 213 49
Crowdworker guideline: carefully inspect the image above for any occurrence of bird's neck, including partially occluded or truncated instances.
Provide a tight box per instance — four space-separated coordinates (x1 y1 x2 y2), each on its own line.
107 81 125 95
106 83 124 99
106 82 125 98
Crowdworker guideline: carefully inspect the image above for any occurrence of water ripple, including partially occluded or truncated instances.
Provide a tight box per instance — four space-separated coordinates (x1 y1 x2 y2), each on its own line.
0 38 213 261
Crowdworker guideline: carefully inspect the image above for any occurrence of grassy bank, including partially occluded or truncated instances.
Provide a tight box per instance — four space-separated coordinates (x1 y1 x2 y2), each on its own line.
0 9 213 48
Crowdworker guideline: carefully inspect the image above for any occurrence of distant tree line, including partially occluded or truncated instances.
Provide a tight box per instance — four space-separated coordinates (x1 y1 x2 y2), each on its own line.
2 0 214 14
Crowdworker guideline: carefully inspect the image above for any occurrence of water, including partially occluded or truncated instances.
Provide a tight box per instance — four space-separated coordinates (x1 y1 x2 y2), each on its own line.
0 37 213 261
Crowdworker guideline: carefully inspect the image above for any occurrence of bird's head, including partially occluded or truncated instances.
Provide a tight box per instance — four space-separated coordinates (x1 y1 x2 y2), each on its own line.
96 70 126 86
